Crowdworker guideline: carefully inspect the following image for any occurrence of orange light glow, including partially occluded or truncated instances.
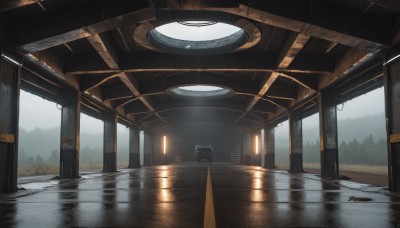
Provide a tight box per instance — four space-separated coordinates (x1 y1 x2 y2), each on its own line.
255 135 259 154
163 136 166 154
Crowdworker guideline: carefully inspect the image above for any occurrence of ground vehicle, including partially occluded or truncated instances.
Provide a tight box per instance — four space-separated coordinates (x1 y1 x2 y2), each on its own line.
195 145 213 162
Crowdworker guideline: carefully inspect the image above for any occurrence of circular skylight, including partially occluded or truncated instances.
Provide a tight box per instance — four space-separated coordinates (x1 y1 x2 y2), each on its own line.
169 85 232 98
155 21 242 41
147 20 247 55
179 85 224 92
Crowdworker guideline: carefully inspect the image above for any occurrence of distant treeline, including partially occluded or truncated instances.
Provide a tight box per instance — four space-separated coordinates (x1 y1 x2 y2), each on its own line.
19 146 129 166
276 134 387 166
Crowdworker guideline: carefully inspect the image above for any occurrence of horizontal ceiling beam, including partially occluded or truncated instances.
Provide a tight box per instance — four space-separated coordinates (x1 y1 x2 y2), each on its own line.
65 52 334 75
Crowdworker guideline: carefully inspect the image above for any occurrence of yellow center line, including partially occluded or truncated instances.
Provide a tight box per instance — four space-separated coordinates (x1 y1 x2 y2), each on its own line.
204 166 216 228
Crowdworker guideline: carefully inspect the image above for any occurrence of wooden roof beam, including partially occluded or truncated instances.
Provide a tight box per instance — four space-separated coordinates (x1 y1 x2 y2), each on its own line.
14 1 153 53
0 0 44 12
87 31 165 124
235 33 311 123
216 2 385 52
65 52 333 75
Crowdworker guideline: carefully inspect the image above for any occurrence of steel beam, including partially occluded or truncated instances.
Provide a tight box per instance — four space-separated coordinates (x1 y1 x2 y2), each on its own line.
103 112 117 172
0 57 20 193
319 91 339 179
263 123 276 169
128 125 141 168
60 89 80 179
289 113 303 173
384 51 400 192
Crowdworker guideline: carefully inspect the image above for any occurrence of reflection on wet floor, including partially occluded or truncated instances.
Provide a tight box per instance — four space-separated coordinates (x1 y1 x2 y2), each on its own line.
1 163 400 227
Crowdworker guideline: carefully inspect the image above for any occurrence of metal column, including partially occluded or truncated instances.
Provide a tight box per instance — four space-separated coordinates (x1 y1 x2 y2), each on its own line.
128 125 141 168
60 89 80 179
289 113 303 173
263 123 276 169
0 56 20 193
319 91 339 179
384 52 400 192
103 112 117 172
143 130 153 166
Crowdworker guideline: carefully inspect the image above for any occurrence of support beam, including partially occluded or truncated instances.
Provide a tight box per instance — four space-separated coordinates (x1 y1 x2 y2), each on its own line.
0 57 20 193
65 52 333 75
87 33 165 124
319 91 339 179
0 0 44 12
263 123 276 169
103 112 117 172
236 33 311 123
79 73 120 92
217 3 385 52
143 130 153 166
128 125 141 168
319 48 375 90
384 51 400 192
289 113 303 173
14 1 152 52
60 88 80 179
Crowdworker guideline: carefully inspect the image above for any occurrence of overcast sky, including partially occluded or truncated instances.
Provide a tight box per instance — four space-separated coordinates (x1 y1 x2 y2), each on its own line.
19 87 385 134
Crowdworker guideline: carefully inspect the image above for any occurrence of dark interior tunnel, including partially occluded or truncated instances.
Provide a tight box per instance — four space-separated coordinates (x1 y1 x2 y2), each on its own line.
160 121 246 162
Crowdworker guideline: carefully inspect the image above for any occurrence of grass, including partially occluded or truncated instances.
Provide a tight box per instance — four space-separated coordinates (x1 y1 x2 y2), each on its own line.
276 162 388 175
18 162 130 177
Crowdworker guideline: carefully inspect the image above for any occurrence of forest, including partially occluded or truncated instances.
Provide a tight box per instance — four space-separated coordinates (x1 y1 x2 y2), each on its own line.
275 113 388 165
17 113 388 173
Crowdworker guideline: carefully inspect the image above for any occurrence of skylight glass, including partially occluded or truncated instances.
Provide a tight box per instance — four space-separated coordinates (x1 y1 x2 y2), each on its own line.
155 21 242 41
178 85 224 92
169 84 232 98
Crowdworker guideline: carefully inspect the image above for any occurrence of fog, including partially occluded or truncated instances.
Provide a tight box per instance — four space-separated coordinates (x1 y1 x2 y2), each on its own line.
20 87 385 134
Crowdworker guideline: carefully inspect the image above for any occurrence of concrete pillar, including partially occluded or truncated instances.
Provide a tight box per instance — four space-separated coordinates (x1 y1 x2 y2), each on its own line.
384 51 400 192
103 112 117 172
0 55 20 193
319 91 339 179
143 130 153 166
60 89 80 179
263 123 275 169
289 113 303 173
128 125 141 168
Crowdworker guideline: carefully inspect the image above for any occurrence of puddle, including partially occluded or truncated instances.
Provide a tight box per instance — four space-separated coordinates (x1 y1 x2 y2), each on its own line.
19 180 59 190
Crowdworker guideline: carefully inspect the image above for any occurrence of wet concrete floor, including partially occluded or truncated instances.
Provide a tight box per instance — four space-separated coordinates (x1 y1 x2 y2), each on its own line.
1 163 400 227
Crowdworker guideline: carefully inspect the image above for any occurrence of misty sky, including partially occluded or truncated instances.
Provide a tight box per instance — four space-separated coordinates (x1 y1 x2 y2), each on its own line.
19 87 385 134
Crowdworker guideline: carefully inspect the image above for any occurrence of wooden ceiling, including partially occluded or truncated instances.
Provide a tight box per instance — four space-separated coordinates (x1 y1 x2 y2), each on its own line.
1 0 398 129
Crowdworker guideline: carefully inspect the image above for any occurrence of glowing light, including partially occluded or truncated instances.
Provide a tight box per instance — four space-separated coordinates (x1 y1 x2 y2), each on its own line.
255 135 259 154
163 136 166 154
155 21 242 42
178 85 224 92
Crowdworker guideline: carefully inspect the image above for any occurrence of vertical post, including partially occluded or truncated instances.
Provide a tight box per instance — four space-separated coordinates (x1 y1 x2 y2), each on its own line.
263 123 275 169
128 125 141 168
384 51 400 192
0 54 20 193
289 113 303 173
319 91 339 179
103 112 117 172
60 89 80 179
143 130 153 166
